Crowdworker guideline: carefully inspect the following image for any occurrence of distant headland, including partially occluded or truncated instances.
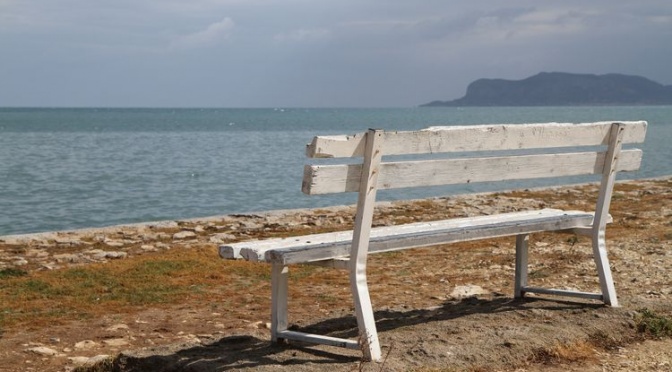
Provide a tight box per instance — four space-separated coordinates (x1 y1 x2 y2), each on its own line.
421 72 672 107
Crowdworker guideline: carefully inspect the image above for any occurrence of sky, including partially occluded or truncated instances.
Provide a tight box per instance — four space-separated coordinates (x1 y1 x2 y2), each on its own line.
1 1 671 108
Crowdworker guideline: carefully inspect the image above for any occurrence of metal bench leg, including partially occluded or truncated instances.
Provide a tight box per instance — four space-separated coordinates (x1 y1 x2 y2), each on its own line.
514 234 529 298
592 231 619 307
271 263 289 342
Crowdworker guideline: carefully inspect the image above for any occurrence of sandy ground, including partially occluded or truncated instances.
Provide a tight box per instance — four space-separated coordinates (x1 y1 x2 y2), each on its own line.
0 177 670 371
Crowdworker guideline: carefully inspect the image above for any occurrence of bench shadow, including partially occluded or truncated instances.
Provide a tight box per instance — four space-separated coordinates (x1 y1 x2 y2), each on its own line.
111 296 603 371
112 334 359 371
299 295 603 339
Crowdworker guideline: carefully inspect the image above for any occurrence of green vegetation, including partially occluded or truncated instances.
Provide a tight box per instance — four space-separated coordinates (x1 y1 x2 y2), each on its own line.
636 308 672 338
0 268 28 279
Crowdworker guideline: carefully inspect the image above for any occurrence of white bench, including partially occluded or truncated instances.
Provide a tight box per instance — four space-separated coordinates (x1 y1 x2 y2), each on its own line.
219 121 647 361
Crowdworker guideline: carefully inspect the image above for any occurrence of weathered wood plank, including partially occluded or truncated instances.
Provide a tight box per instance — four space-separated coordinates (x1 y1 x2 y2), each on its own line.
347 129 383 361
219 209 595 264
219 209 584 261
306 121 647 158
303 149 643 194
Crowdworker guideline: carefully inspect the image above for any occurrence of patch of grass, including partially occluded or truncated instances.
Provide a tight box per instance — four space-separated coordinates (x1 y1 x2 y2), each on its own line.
531 340 597 364
636 308 672 338
528 268 550 279
0 247 233 329
589 330 622 350
0 268 28 279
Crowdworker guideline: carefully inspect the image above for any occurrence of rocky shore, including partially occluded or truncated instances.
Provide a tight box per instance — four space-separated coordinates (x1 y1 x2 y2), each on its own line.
0 177 671 371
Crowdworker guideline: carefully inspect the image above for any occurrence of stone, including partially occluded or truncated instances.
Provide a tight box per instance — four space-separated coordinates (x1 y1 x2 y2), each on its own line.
173 231 197 240
449 285 489 299
104 251 127 259
53 254 80 264
140 245 158 252
68 356 92 366
88 354 112 363
149 221 179 229
102 338 129 346
26 346 59 356
103 239 125 247
53 236 82 246
208 233 236 243
12 258 29 266
74 340 98 349
92 251 127 260
105 324 129 332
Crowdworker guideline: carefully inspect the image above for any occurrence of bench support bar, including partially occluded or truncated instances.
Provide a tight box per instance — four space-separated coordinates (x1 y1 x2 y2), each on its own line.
275 330 360 350
521 287 604 301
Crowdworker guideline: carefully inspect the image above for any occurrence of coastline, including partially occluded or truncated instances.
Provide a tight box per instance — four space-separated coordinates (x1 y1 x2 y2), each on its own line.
3 175 671 245
0 176 670 371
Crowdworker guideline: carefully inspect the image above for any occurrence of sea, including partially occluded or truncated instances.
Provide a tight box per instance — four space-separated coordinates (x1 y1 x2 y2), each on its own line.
1 106 671 236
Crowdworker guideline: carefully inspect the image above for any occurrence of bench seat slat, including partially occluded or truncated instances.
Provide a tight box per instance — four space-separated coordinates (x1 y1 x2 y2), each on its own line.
219 209 595 265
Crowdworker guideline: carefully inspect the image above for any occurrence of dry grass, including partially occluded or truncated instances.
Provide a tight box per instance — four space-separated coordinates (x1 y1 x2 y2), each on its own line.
530 340 598 364
0 245 292 329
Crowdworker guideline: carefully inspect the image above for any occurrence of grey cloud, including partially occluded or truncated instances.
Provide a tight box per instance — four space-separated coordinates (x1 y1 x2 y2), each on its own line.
0 1 671 107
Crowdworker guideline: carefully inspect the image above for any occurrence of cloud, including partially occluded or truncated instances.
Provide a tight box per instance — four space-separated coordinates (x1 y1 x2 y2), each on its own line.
171 17 235 49
273 28 330 43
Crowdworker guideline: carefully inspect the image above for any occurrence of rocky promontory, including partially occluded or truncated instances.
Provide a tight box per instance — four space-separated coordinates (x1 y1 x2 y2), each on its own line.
422 72 672 106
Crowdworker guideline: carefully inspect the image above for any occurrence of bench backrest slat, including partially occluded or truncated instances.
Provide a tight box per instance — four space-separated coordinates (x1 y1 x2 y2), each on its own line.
306 121 647 158
302 122 647 196
303 149 643 195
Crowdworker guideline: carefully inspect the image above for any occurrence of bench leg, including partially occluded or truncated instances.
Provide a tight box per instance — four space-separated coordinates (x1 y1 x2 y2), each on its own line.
592 231 619 307
514 234 529 299
271 263 289 342
350 265 382 362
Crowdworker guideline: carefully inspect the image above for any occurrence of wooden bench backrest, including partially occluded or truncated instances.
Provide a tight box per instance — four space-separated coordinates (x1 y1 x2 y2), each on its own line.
302 121 647 195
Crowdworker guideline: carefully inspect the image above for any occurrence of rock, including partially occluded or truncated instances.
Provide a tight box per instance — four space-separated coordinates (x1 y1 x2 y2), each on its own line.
140 245 158 252
92 251 127 260
155 242 170 249
69 355 111 366
12 258 28 266
88 354 112 364
149 221 179 229
26 346 59 356
102 338 129 346
53 254 81 263
240 221 262 230
208 233 236 243
53 236 82 246
450 285 489 299
105 324 130 332
172 231 197 240
103 239 125 247
68 356 92 366
25 249 48 258
104 251 127 259
74 340 98 349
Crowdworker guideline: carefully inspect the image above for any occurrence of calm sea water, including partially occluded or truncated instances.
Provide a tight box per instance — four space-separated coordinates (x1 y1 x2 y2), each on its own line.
1 106 671 236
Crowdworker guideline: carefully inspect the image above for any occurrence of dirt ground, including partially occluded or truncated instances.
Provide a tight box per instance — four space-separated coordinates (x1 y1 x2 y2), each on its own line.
0 178 670 371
